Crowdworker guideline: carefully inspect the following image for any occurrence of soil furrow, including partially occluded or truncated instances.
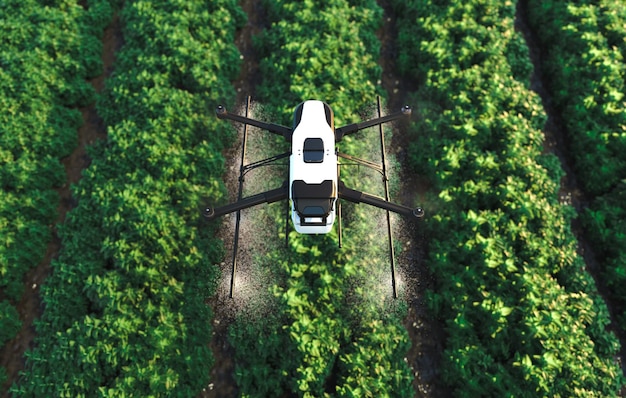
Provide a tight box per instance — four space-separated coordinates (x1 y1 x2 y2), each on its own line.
377 1 448 396
201 1 268 396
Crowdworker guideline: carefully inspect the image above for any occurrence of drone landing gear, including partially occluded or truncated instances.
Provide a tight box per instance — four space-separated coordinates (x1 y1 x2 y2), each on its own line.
228 96 251 299
209 96 290 298
336 96 423 298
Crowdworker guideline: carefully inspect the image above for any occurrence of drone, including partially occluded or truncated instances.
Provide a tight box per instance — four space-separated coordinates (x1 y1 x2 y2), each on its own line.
204 96 423 298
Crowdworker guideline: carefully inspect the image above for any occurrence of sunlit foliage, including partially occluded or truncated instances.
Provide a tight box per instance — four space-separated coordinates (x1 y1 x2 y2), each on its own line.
0 0 109 382
12 0 245 396
393 0 624 395
526 0 626 333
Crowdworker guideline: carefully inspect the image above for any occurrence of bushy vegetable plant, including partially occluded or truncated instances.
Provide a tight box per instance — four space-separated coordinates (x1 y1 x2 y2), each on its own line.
525 0 626 333
13 0 245 396
0 0 111 385
392 0 624 395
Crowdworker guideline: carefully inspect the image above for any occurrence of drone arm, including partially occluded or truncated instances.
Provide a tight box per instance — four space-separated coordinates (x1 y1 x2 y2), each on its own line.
216 105 293 141
338 181 423 219
335 105 411 141
204 183 289 220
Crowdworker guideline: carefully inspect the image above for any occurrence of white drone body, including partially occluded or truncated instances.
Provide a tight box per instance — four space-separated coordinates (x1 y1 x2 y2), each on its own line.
289 101 338 233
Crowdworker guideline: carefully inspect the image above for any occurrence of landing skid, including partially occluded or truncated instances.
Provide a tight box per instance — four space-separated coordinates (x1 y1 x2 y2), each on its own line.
336 97 423 298
216 96 289 298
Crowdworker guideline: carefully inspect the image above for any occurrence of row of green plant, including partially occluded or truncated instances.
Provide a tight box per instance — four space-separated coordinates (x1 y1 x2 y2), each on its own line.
525 0 626 330
392 0 623 396
227 0 415 396
12 0 245 396
0 0 111 386
525 0 626 196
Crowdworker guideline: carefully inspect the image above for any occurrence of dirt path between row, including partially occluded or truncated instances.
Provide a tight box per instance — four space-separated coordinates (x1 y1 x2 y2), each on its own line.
0 14 122 397
377 1 448 396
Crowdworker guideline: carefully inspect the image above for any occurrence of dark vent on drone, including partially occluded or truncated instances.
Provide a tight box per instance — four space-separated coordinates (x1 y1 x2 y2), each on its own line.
303 138 324 163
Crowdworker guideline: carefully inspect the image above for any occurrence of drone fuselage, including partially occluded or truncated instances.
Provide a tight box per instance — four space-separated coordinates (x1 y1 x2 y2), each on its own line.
289 101 338 233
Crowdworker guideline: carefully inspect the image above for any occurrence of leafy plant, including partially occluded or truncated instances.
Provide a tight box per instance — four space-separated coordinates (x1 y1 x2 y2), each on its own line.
392 0 624 395
525 0 626 334
0 0 108 384
13 0 244 396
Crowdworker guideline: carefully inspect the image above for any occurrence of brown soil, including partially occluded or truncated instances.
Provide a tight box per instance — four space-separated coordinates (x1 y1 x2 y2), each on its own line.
0 13 122 398
232 1 265 106
377 1 449 396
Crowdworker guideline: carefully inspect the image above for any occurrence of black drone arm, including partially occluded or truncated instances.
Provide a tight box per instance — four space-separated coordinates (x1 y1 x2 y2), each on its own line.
204 183 289 220
335 105 411 142
216 105 293 141
338 180 423 219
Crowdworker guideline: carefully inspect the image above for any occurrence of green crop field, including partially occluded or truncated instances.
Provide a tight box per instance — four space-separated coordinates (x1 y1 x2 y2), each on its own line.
1 0 625 397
